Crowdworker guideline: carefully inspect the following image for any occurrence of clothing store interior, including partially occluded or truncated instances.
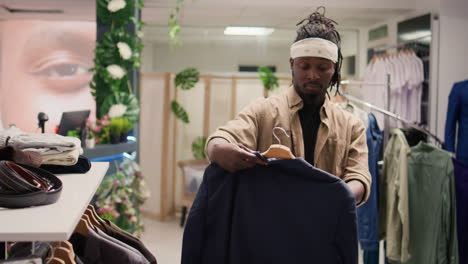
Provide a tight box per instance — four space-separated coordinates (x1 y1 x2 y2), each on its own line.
0 0 467 263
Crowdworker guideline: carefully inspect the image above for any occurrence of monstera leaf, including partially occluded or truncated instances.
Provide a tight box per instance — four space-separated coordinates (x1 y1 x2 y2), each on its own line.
101 92 140 123
175 68 200 90
191 136 207 159
171 100 189 123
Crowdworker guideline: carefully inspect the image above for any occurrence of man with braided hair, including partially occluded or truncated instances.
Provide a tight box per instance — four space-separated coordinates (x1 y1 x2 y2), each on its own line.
206 8 370 205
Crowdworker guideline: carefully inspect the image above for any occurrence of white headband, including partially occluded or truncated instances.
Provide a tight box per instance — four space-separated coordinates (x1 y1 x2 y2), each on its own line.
290 38 338 63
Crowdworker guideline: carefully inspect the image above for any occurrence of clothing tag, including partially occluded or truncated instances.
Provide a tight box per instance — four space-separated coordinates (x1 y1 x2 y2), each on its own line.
0 258 42 264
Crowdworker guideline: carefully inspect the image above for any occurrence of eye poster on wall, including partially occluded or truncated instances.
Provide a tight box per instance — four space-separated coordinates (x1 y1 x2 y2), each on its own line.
0 19 96 133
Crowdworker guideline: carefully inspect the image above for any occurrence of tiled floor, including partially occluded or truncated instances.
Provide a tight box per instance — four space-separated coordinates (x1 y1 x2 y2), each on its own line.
141 217 184 264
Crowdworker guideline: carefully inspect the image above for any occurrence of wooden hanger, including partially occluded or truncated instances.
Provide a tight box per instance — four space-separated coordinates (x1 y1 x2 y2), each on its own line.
261 127 295 159
84 208 105 231
47 257 66 264
50 241 76 264
87 205 106 224
73 218 91 237
52 241 73 253
47 247 75 264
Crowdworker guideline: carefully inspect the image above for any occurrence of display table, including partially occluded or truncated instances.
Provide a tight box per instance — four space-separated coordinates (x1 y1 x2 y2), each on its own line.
0 162 109 241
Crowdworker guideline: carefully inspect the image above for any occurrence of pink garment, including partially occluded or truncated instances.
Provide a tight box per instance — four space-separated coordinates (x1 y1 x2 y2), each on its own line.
362 52 424 128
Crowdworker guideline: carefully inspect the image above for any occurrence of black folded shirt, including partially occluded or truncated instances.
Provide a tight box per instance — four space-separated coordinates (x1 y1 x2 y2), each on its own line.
40 155 91 174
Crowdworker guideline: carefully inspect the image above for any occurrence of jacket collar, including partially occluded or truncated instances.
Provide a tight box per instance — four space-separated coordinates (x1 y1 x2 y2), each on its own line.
287 85 331 125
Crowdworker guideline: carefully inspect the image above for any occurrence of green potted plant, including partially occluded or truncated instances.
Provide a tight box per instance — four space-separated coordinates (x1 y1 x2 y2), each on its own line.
258 66 279 93
120 117 133 143
109 118 123 144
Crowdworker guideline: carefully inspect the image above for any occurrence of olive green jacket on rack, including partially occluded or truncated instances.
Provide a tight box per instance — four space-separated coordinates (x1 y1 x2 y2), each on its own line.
206 86 371 205
381 131 458 264
402 142 458 264
380 129 411 262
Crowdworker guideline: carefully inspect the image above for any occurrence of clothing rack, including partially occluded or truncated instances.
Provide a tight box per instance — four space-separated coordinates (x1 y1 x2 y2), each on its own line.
372 36 430 52
342 93 444 147
341 75 392 147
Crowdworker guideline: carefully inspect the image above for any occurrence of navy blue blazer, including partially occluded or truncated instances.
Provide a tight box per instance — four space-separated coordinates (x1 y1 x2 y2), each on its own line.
445 80 468 165
182 158 358 264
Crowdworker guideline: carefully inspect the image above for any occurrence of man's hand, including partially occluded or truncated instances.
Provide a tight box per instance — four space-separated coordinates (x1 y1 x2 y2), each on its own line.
346 180 365 205
207 138 267 173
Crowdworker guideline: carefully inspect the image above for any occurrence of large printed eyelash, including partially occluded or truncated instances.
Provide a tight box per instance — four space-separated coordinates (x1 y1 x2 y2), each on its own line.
33 63 88 78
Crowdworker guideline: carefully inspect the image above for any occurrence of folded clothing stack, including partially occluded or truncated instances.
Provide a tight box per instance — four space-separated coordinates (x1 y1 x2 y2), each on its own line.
0 160 62 208
0 127 82 166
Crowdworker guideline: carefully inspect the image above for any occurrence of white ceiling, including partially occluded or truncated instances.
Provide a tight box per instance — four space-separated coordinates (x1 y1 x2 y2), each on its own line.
0 0 416 29
0 0 420 45
142 0 416 29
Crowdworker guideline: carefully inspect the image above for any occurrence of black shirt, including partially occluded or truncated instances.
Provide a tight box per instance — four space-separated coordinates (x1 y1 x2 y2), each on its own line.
298 103 322 165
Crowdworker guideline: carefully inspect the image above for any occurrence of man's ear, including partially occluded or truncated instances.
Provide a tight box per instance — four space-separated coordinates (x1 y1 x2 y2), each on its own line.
289 58 294 69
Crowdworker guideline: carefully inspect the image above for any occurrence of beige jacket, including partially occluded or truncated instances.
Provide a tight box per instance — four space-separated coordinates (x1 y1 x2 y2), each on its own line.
379 129 410 262
207 86 371 204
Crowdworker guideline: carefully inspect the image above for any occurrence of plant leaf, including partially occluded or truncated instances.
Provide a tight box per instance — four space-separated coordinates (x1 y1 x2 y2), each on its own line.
258 66 279 91
170 100 189 123
191 136 207 159
101 91 140 122
175 68 200 90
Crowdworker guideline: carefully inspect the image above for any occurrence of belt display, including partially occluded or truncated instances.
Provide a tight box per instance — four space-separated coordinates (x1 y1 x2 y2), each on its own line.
0 161 62 208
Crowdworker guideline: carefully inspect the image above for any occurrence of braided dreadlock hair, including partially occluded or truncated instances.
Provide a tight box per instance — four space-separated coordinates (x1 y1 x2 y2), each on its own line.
294 6 343 95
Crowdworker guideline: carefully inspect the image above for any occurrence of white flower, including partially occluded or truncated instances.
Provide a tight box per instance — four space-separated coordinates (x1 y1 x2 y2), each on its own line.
117 42 132 60
108 104 127 118
106 64 126 79
136 31 144 38
107 0 126 12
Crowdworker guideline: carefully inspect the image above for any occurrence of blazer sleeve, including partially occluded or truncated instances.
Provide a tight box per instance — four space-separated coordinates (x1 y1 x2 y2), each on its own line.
335 192 359 264
445 84 460 152
181 170 209 264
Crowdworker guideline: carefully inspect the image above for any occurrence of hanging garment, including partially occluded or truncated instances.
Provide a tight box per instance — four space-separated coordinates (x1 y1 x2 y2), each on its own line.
8 242 51 261
453 158 468 264
358 114 383 264
379 129 411 262
401 128 428 147
445 80 468 165
362 52 424 129
402 143 458 264
70 229 150 264
362 57 388 129
98 218 157 264
182 159 358 264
